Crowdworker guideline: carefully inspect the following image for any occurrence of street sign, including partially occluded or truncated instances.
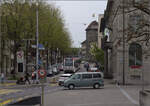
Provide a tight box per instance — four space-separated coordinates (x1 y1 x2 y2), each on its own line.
17 51 24 63
38 69 46 78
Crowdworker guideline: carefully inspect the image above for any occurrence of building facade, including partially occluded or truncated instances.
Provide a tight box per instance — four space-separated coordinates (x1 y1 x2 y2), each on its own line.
85 21 98 60
81 40 86 58
105 0 150 86
98 14 104 49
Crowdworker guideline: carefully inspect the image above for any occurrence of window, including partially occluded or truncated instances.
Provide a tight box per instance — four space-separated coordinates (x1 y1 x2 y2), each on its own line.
133 0 149 5
65 58 73 66
18 63 23 72
76 74 81 79
71 74 80 79
129 43 142 68
93 74 101 78
82 74 92 79
129 15 142 33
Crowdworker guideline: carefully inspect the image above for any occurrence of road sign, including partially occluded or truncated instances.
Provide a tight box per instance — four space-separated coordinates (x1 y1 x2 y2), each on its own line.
38 69 46 78
17 51 24 63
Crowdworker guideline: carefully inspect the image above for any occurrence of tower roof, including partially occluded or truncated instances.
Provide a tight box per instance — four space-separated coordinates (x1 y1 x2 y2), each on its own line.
86 21 98 31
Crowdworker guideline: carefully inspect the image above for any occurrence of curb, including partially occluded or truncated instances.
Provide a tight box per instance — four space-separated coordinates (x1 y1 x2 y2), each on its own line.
0 93 40 106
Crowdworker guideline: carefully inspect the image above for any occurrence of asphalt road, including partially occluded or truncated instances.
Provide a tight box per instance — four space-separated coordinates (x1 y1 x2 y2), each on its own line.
43 64 139 106
3 64 140 106
44 84 139 106
2 64 85 105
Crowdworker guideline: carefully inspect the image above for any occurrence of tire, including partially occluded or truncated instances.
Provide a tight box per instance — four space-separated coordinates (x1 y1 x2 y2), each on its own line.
68 84 75 90
93 83 100 89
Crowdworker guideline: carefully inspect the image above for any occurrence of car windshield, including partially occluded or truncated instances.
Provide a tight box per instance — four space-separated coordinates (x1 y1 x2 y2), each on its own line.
64 58 73 66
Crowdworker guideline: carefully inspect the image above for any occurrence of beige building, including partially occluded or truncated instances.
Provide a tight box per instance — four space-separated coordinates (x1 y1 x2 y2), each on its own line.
98 14 104 49
81 40 86 58
105 0 150 84
85 21 98 60
105 0 150 105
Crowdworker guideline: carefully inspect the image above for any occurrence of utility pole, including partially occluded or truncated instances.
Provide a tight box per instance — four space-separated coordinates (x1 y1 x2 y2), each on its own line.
0 1 1 73
122 0 125 85
36 1 39 83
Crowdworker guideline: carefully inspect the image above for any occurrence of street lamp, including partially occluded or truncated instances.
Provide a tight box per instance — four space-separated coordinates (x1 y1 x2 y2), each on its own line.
36 0 39 83
122 0 125 85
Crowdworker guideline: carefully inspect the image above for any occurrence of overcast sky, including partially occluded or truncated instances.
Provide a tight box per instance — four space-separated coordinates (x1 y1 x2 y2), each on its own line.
47 1 107 47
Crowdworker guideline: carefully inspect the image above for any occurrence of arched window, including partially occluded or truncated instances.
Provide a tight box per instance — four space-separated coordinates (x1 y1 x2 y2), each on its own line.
129 43 142 68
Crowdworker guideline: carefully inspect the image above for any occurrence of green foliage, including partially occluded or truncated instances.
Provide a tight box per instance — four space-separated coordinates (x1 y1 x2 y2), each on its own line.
90 44 104 65
1 0 72 54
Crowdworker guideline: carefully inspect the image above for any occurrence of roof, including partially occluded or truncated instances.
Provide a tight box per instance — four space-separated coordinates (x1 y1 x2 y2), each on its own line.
60 74 72 77
75 72 104 78
81 40 86 44
85 21 98 31
75 72 103 74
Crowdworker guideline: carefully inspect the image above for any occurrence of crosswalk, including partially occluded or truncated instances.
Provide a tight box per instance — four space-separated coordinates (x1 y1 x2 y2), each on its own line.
0 83 16 87
0 89 22 95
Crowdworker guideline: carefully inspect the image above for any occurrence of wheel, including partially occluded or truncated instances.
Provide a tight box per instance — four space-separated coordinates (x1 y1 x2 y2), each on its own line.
93 83 100 89
68 84 75 90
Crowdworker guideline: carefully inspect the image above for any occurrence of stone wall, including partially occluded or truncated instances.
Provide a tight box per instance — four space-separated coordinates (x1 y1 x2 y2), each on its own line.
86 29 98 58
106 0 150 84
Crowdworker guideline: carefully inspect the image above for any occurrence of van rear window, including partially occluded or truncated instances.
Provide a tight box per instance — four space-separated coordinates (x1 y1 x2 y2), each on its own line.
93 74 101 78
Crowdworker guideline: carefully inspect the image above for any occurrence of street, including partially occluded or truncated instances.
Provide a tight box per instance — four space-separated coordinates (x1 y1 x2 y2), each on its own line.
0 64 141 106
44 83 139 106
0 0 150 105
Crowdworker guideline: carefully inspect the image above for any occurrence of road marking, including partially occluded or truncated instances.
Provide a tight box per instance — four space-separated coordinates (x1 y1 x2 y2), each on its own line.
0 83 16 86
0 89 22 95
50 83 58 87
116 84 139 105
0 99 13 106
17 98 23 101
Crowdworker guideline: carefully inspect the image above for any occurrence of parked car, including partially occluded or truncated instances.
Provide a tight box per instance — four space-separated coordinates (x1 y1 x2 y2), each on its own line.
52 64 59 75
81 61 85 64
58 74 72 86
57 63 64 71
47 65 54 77
88 67 101 72
64 72 104 89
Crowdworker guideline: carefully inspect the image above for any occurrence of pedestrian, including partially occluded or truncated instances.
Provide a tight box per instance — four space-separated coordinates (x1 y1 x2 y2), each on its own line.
24 72 31 84
86 63 89 71
32 71 36 84
1 72 5 84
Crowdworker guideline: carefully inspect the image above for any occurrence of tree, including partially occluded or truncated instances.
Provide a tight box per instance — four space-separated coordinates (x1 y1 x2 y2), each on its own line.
90 43 104 65
0 0 72 74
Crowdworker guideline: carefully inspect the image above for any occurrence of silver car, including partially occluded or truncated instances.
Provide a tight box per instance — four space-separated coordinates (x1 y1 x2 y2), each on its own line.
58 74 72 86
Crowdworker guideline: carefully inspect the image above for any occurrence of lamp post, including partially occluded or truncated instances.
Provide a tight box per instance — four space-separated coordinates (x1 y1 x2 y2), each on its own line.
122 0 125 85
36 0 39 83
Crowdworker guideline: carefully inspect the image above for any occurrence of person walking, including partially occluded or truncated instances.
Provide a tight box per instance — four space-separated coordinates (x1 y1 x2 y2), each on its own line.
1 73 5 84
85 62 89 71
24 72 31 84
32 71 36 84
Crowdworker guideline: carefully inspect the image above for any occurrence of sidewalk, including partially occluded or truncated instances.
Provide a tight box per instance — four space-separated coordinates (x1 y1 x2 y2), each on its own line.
105 79 141 105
